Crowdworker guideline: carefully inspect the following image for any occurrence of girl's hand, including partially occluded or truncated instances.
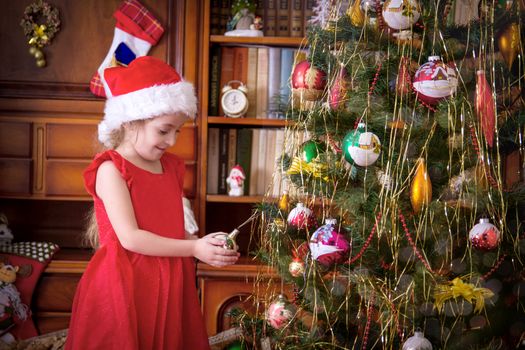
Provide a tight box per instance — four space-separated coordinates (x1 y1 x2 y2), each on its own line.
193 232 239 267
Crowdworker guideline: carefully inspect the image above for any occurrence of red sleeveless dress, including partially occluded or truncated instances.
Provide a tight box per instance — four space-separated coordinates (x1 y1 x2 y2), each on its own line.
65 150 210 350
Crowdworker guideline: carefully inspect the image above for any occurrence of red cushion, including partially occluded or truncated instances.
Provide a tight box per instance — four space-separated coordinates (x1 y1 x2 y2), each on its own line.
0 242 59 339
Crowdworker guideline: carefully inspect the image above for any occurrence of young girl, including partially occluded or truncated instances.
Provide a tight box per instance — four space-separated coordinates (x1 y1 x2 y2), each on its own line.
65 56 239 350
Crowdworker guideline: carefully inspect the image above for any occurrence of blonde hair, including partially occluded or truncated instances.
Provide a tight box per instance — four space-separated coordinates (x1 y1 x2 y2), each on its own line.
84 125 128 249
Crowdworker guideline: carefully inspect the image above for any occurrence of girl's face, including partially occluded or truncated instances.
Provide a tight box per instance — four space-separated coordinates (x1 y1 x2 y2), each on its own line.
128 113 188 161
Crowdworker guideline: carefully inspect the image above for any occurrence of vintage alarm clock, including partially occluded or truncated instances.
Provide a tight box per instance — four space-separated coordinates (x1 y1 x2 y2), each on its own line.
221 80 249 118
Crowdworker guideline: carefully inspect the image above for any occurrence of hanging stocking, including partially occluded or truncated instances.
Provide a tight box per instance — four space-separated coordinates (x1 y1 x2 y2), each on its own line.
89 0 164 97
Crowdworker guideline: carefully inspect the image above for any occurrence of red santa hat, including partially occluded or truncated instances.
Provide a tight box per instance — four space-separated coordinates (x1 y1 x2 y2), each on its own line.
98 56 197 147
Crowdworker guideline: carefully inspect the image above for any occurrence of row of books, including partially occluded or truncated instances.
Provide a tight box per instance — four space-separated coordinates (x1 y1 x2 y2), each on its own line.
208 46 307 118
207 128 291 197
210 0 315 37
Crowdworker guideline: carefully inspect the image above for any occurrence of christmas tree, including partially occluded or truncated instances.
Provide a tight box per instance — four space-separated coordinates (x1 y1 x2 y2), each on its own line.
233 0 525 349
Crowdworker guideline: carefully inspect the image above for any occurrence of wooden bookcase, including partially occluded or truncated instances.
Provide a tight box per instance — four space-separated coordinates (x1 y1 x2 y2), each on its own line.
196 0 305 336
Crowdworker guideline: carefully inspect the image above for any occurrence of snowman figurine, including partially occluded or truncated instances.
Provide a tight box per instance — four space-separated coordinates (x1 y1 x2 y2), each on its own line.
226 165 246 196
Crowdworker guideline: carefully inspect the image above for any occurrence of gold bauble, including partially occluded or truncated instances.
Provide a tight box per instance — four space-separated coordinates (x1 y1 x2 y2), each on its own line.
278 191 290 212
36 59 46 68
347 0 365 27
498 23 520 69
34 50 44 60
29 46 38 56
410 158 432 213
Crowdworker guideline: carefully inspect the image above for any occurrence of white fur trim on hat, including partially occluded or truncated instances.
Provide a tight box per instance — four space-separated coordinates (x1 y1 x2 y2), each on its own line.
98 81 197 147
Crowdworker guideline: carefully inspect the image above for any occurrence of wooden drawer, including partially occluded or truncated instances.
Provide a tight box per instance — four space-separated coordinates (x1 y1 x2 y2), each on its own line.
0 121 31 157
0 159 32 194
46 124 98 159
45 160 91 196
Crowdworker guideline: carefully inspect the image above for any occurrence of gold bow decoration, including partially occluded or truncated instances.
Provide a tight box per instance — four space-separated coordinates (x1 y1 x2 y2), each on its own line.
28 24 49 46
434 277 494 314
287 157 329 181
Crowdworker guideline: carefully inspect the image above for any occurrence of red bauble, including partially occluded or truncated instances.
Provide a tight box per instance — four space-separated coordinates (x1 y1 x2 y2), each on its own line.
475 70 496 147
329 67 348 110
291 60 327 102
469 218 501 250
287 203 316 230
309 218 350 267
412 56 458 106
266 295 295 329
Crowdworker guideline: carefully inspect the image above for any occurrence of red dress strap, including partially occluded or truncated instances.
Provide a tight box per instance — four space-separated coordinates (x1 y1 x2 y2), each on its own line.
83 150 131 199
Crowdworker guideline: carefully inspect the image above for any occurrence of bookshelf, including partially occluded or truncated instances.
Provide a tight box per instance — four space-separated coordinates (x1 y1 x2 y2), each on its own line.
196 0 307 336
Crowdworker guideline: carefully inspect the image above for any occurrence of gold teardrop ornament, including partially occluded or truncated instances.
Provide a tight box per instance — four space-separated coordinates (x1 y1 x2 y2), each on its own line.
498 23 520 69
347 0 365 27
410 158 432 213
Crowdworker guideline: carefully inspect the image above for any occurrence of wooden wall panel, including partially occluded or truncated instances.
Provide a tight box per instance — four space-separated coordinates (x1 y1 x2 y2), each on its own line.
45 160 91 196
0 0 177 100
46 124 98 159
0 121 32 157
0 159 32 195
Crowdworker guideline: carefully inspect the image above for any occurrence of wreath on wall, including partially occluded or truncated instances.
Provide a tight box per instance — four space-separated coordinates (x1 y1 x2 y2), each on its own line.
19 0 61 68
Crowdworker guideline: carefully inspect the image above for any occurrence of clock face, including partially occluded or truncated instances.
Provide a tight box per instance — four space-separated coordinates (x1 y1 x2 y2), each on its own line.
221 89 248 117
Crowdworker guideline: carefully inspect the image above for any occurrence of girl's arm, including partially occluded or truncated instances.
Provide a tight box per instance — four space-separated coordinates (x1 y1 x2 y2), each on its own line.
96 160 238 267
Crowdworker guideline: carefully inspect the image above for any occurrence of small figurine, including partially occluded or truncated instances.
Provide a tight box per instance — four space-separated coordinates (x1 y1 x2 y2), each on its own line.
226 165 246 196
225 0 263 37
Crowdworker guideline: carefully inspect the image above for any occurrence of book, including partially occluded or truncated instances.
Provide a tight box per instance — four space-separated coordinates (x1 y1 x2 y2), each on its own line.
289 0 303 37
256 47 269 119
207 128 220 194
210 0 221 34
219 0 231 34
264 0 277 36
233 47 249 85
271 128 286 197
249 129 260 195
276 0 290 36
264 129 277 195
255 0 265 20
304 0 315 31
208 45 221 116
246 47 258 118
280 48 295 108
218 128 230 194
256 129 268 194
219 47 235 116
227 128 238 174
268 47 282 115
236 128 253 195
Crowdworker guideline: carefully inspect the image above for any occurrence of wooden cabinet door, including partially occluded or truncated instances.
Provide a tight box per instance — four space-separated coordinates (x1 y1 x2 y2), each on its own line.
0 121 32 195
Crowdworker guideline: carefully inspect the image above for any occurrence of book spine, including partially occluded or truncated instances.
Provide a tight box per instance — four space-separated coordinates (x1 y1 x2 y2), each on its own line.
249 129 260 195
271 128 286 197
280 48 294 108
227 128 238 174
219 47 235 116
218 128 229 194
236 128 253 195
303 0 315 32
210 0 221 35
264 129 277 194
268 47 282 115
207 128 220 194
246 47 258 118
289 0 303 37
277 0 290 36
256 48 269 119
256 129 268 194
233 47 249 85
219 0 231 34
264 0 277 36
208 46 221 117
